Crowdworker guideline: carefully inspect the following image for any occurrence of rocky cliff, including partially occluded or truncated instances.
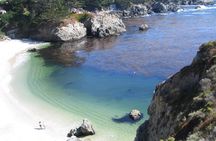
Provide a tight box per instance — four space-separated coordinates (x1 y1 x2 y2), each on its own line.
136 41 216 141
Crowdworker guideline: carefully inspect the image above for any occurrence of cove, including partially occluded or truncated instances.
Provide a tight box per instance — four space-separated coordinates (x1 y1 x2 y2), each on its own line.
11 5 216 141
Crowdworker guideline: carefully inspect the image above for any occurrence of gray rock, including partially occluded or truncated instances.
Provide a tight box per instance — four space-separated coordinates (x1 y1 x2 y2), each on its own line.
68 119 95 137
55 22 86 41
139 24 149 31
31 21 86 42
129 4 148 16
129 109 142 120
167 3 181 12
84 12 126 38
152 2 167 13
122 10 130 17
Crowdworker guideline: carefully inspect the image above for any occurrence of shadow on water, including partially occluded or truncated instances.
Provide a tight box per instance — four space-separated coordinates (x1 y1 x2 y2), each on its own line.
112 113 143 124
35 36 119 67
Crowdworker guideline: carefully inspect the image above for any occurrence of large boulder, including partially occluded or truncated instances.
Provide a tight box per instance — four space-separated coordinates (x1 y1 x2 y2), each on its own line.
31 21 86 42
152 2 167 13
68 119 95 137
84 12 126 38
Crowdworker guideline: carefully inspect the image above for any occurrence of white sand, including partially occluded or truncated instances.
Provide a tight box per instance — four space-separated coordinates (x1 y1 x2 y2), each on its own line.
0 39 74 141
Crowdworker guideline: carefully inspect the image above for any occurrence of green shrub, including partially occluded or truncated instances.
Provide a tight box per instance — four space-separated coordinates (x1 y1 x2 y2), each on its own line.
71 13 92 23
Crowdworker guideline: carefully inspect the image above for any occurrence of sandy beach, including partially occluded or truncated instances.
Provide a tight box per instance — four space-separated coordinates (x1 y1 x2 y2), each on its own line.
0 39 74 141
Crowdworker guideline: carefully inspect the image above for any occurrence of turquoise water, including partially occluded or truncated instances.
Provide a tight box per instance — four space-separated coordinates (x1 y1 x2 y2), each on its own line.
11 5 216 141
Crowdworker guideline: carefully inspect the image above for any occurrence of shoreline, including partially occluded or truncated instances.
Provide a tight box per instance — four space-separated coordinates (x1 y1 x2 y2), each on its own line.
0 39 142 141
0 39 73 141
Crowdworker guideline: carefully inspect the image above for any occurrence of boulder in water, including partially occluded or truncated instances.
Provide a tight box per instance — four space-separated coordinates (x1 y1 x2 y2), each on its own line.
129 109 142 120
139 24 149 31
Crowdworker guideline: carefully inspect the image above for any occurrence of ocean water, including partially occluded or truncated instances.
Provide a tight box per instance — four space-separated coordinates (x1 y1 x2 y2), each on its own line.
11 5 216 141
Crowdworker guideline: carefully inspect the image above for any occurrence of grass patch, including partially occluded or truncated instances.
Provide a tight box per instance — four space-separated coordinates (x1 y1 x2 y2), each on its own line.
201 41 216 48
70 13 92 23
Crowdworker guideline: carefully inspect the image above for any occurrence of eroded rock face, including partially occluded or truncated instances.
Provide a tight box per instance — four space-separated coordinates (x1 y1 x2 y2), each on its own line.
84 12 126 38
136 41 216 141
31 21 86 42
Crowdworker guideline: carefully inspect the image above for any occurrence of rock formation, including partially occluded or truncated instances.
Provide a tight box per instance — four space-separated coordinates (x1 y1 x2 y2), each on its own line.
136 41 216 141
152 2 168 13
68 119 95 137
31 21 86 42
84 12 126 38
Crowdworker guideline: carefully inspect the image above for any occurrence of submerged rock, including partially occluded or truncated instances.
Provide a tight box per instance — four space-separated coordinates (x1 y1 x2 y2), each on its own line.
139 24 149 31
84 12 126 38
129 109 142 120
68 119 95 137
136 41 216 141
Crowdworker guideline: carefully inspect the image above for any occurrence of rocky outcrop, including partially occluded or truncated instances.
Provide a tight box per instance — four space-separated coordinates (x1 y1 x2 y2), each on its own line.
136 41 216 141
31 21 86 42
152 2 168 13
84 12 126 38
68 119 95 137
128 4 148 16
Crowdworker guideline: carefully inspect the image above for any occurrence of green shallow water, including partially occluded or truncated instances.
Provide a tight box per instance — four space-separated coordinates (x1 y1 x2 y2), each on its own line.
11 52 162 141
